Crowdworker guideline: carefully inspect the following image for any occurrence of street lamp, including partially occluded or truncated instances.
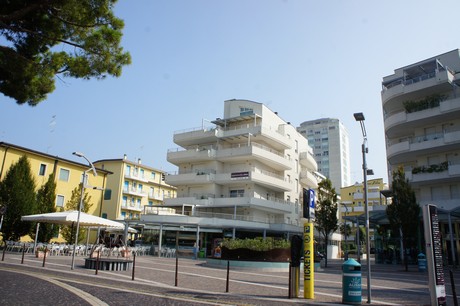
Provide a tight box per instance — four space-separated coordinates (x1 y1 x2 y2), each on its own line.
71 152 97 270
354 112 371 304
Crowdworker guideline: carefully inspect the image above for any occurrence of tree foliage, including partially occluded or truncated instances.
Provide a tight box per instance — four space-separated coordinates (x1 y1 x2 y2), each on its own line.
315 178 339 267
0 0 131 105
386 166 420 271
0 156 37 241
32 173 58 243
60 185 93 244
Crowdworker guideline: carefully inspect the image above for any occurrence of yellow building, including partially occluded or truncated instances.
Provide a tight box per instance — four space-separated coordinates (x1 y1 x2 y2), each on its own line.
94 156 176 220
339 178 389 250
0 142 111 241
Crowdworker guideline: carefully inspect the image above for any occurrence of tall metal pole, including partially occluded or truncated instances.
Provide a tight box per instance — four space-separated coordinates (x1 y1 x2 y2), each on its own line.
354 112 371 304
362 140 371 304
71 171 86 270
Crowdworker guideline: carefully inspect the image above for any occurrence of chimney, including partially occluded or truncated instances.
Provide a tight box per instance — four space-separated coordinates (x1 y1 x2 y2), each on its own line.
123 154 127 160
138 158 142 164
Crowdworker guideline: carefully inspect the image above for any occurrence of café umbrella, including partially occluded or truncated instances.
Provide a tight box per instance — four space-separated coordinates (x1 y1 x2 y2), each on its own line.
21 210 126 263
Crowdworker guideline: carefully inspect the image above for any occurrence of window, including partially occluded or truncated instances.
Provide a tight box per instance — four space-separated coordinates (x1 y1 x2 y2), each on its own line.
39 164 46 176
122 196 127 207
121 212 126 219
124 181 129 192
125 165 131 176
148 201 153 206
240 107 254 116
56 195 65 207
138 184 143 193
140 169 145 179
230 189 244 197
137 198 141 208
58 168 70 181
149 187 154 197
150 171 156 180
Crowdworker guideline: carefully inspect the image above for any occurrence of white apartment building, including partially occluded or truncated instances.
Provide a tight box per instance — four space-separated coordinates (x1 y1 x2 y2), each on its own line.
382 49 460 264
297 118 351 192
140 99 319 254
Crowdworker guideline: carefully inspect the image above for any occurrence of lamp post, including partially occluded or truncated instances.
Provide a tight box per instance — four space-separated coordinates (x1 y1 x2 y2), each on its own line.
342 203 349 260
71 152 97 270
353 112 371 304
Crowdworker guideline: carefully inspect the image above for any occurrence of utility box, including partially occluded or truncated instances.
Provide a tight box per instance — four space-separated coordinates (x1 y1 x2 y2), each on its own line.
418 253 427 272
342 259 362 304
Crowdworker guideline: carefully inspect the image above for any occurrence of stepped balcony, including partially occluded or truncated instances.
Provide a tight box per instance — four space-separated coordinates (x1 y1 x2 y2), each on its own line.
164 195 294 214
173 122 292 150
382 67 455 112
299 151 317 170
405 162 460 186
385 97 460 138
300 170 318 188
387 128 460 164
165 167 292 191
167 146 217 164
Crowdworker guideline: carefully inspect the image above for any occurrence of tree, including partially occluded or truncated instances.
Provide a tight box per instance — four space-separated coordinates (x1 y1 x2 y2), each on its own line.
315 178 339 267
0 0 131 106
60 185 93 244
386 166 420 271
0 156 37 241
32 174 58 243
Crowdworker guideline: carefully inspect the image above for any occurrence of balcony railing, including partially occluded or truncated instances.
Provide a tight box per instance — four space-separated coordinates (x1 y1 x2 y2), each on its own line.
123 188 147 197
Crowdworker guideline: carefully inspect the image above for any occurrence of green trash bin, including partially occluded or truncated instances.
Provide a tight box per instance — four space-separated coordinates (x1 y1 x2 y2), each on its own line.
342 259 362 304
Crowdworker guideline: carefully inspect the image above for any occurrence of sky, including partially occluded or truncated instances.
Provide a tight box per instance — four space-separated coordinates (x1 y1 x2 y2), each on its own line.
1 0 460 185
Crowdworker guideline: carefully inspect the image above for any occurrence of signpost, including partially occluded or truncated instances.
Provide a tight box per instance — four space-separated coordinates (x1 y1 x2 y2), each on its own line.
303 188 315 299
303 222 314 299
423 204 447 306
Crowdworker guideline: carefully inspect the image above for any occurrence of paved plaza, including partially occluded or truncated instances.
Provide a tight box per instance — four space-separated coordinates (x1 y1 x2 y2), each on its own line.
0 251 458 305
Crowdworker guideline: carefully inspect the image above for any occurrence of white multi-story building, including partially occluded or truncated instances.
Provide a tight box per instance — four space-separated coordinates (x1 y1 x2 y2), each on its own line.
382 49 460 264
297 118 351 192
141 99 319 254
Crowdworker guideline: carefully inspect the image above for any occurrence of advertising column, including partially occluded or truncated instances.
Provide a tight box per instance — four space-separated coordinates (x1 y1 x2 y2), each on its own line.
423 204 446 306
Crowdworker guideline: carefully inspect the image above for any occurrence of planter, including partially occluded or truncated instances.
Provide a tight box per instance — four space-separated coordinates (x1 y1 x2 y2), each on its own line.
221 247 290 262
35 251 50 258
120 250 131 258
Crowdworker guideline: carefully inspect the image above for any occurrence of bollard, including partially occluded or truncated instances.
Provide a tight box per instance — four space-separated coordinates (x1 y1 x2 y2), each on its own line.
21 243 26 264
132 253 136 280
174 253 178 287
225 260 230 293
95 250 100 275
342 259 361 304
42 246 47 267
2 241 6 261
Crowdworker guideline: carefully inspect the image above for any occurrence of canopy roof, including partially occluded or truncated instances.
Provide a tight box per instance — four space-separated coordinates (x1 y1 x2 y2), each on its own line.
21 211 124 228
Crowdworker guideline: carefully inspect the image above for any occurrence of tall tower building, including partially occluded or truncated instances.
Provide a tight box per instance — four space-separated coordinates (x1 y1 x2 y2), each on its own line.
297 118 351 192
382 49 460 264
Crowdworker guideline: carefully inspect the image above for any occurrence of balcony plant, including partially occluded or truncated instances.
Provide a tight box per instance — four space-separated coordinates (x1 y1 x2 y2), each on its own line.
403 94 447 113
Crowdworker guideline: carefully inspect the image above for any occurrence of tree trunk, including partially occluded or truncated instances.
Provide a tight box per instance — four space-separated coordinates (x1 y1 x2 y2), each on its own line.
324 236 328 268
